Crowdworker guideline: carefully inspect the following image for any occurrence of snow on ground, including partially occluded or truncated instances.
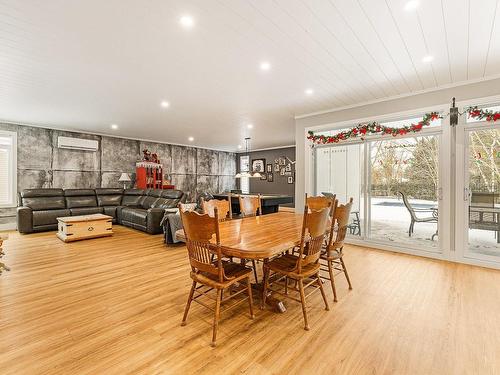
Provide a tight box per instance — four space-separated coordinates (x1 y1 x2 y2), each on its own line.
349 197 499 256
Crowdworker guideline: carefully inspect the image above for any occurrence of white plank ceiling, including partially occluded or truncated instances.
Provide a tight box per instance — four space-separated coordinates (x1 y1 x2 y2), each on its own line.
1 0 499 150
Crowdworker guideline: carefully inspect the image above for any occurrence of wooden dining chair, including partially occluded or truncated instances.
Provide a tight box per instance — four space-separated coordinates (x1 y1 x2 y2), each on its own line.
320 198 353 302
261 204 331 330
238 194 262 217
180 208 254 347
305 193 334 213
202 198 232 221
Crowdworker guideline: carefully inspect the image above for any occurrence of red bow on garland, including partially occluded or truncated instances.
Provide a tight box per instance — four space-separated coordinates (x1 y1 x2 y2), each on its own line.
467 106 500 122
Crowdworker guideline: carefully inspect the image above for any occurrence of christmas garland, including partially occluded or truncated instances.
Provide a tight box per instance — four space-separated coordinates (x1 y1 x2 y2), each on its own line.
467 106 500 122
307 106 500 145
307 112 441 144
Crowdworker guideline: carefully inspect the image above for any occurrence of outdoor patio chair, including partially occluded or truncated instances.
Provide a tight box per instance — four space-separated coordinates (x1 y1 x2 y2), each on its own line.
399 191 438 238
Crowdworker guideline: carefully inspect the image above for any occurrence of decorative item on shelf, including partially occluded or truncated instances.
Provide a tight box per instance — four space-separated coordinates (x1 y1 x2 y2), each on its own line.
287 176 294 184
307 112 441 145
142 149 160 164
235 138 262 178
118 173 131 189
136 161 163 189
267 173 273 182
285 163 292 172
274 163 280 172
278 157 286 166
279 168 286 176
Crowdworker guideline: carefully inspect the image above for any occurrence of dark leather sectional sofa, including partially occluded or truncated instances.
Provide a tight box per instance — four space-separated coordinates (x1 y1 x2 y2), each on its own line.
17 188 184 235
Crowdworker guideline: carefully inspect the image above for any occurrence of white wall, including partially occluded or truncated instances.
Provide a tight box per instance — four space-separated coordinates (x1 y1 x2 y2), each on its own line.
295 77 500 211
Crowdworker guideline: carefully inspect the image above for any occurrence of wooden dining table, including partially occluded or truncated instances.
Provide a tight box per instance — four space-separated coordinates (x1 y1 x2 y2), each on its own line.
218 211 304 312
217 211 304 259
176 211 305 312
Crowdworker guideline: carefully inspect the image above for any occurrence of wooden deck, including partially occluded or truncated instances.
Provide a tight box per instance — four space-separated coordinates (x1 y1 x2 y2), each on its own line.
0 226 499 374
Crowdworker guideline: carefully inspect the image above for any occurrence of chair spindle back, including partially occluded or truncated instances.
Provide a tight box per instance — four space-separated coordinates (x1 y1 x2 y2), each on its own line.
296 204 331 273
180 208 223 282
202 199 232 221
327 198 353 250
238 194 262 217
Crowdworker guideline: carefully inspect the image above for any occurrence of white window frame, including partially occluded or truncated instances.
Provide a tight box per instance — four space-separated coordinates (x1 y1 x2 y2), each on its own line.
0 130 17 208
239 155 250 194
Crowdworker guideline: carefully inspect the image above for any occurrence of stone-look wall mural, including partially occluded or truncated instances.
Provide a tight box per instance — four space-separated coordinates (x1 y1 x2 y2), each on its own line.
0 122 236 226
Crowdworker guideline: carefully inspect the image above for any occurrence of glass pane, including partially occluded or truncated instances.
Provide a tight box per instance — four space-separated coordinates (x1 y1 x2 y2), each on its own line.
369 135 439 250
315 144 363 238
467 128 500 256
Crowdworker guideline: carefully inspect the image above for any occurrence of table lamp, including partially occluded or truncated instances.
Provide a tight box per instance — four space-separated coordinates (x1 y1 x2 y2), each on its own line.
118 173 131 189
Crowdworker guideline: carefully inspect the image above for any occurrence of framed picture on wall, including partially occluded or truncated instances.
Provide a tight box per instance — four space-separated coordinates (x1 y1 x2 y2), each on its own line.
267 173 273 182
266 163 273 173
287 176 294 184
260 173 267 181
274 163 280 172
252 158 266 173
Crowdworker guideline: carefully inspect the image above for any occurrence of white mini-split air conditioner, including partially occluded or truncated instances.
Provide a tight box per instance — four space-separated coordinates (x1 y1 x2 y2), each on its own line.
57 136 99 151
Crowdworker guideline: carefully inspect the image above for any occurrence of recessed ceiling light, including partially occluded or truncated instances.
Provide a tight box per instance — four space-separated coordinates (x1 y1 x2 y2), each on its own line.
188 136 194 142
247 124 254 129
111 124 118 130
305 88 314 95
237 144 242 149
404 0 419 11
422 55 434 63
179 15 194 28
260 61 271 71
160 101 170 108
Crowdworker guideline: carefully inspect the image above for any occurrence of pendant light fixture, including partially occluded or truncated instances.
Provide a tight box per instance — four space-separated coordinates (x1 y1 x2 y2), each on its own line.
236 137 262 178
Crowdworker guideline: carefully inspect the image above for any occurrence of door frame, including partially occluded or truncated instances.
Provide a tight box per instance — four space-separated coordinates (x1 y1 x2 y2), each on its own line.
455 113 500 267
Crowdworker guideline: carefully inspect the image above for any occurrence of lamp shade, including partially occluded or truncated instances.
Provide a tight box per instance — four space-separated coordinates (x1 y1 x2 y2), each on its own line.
118 173 131 182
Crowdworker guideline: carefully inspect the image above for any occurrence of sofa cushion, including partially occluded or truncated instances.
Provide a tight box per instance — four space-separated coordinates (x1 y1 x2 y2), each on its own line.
64 189 96 197
70 207 103 216
121 207 148 225
140 195 159 209
33 209 71 226
97 195 122 206
21 188 64 198
65 196 97 208
95 188 123 195
148 189 163 198
122 189 145 206
102 206 118 219
23 196 66 211
162 189 184 199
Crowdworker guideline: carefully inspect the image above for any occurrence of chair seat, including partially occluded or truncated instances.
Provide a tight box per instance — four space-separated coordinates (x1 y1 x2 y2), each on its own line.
191 262 252 288
267 254 320 278
320 248 341 261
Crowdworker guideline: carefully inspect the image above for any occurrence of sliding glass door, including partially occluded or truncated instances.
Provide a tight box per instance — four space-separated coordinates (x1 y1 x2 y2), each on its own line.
315 143 364 238
368 134 441 251
457 122 500 262
313 116 443 253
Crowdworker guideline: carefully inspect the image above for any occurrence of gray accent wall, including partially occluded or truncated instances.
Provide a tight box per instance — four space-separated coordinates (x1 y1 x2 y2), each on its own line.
237 147 295 207
0 123 236 226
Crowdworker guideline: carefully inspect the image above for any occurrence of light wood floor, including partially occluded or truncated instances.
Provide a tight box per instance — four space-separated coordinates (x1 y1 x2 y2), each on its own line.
1 226 499 375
